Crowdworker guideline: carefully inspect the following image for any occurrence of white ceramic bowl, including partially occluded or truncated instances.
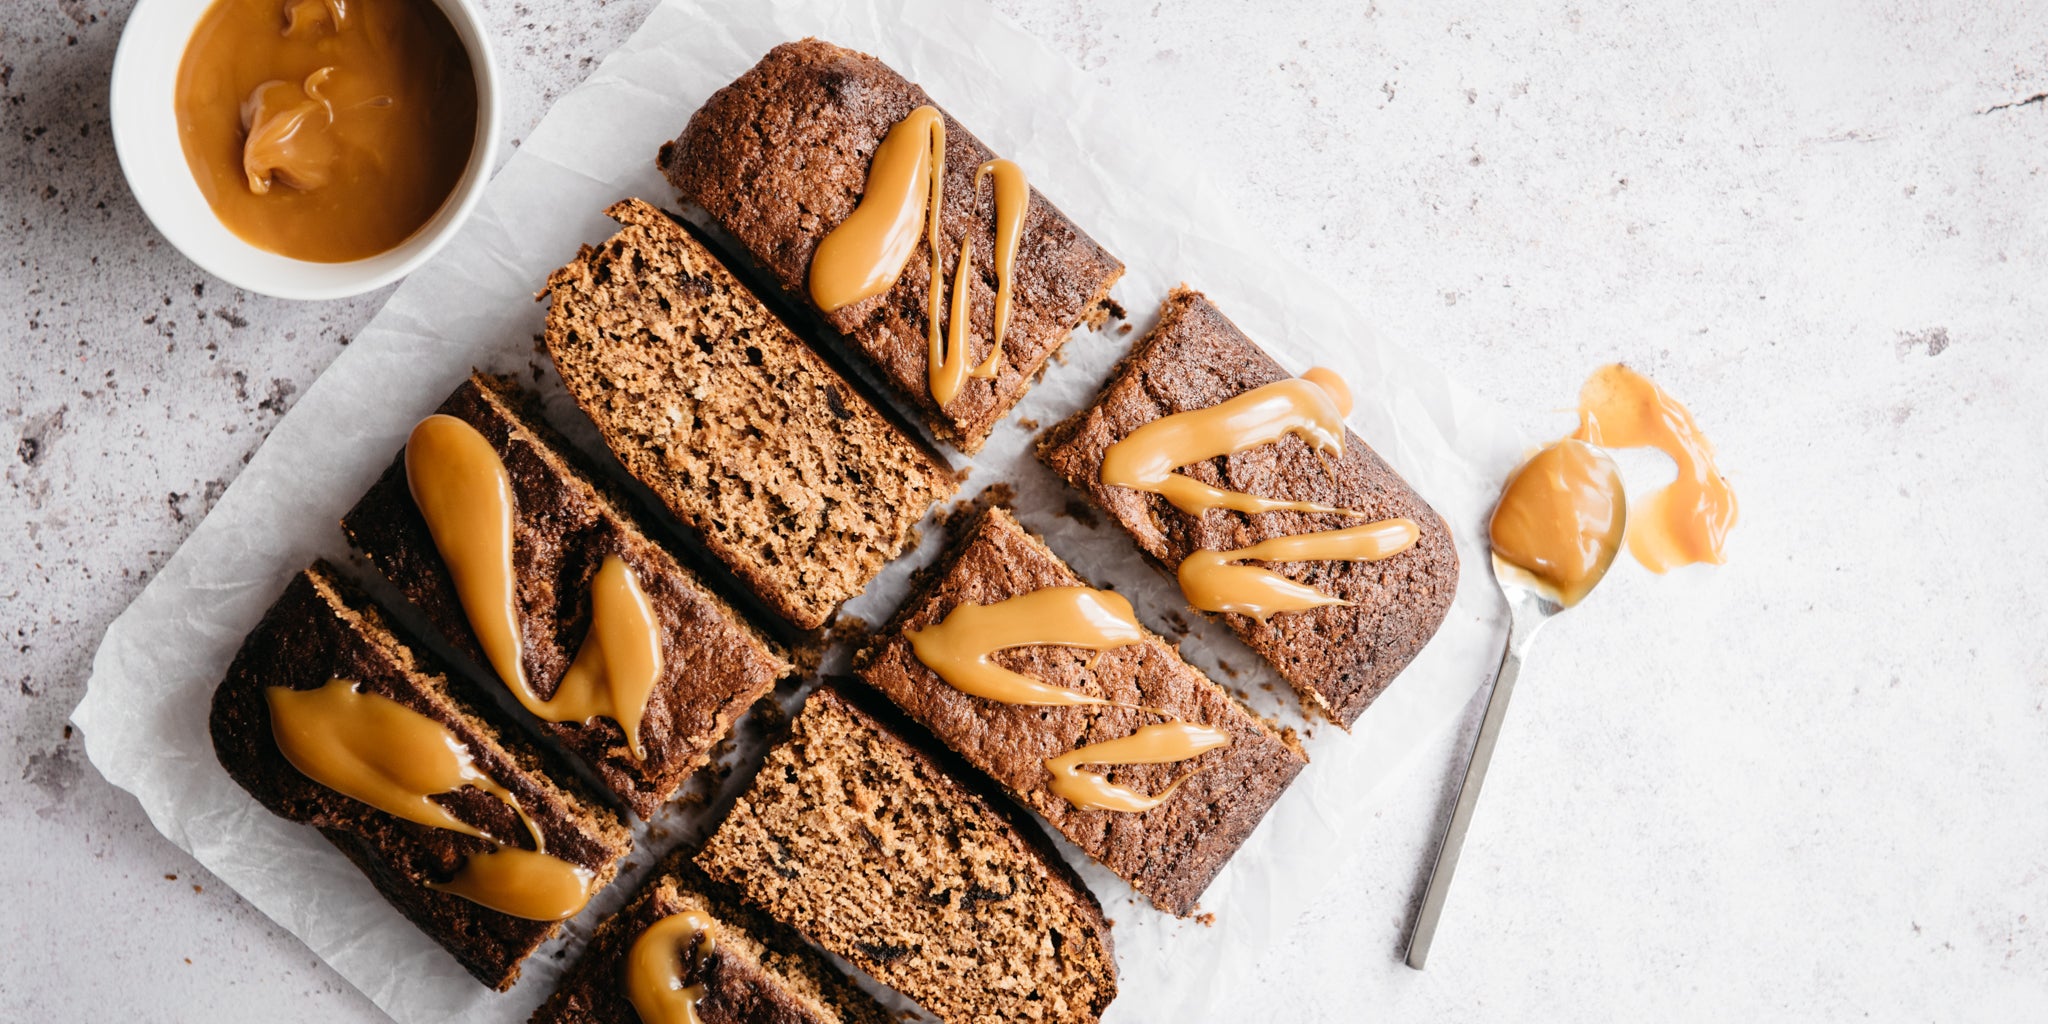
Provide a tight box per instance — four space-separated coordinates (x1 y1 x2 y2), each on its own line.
109 0 500 300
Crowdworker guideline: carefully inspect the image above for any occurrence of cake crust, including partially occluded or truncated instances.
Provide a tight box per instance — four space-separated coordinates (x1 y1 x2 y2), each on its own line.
856 505 1307 916
661 38 1125 453
542 200 956 631
343 374 793 818
207 562 632 990
1037 288 1460 727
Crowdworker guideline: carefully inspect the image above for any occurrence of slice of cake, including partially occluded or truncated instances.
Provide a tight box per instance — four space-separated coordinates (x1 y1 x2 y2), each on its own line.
543 200 957 631
342 374 793 818
855 505 1307 916
697 681 1116 1024
208 562 632 990
1037 288 1459 727
660 39 1125 453
530 851 892 1024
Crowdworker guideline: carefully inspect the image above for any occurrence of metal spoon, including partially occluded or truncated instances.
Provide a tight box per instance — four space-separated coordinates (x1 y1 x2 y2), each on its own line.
1404 441 1625 969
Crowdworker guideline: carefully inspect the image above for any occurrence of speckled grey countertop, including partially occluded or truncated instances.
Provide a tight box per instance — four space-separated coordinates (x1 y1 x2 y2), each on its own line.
5 0 2046 1019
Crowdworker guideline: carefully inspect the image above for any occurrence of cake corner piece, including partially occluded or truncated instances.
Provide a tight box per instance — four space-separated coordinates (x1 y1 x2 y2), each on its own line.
1036 288 1459 727
662 38 1125 454
208 561 631 990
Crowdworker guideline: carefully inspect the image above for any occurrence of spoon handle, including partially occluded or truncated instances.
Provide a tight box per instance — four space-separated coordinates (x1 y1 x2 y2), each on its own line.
1404 617 1529 969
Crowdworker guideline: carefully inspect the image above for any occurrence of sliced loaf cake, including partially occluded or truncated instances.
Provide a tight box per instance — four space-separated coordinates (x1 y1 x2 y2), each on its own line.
343 374 793 818
543 200 957 631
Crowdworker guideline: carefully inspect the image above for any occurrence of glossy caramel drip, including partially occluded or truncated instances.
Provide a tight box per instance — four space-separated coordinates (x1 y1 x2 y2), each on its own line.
1099 371 1365 518
1572 364 1738 572
809 108 1032 409
406 414 526 694
809 105 944 314
1045 720 1234 813
908 585 1235 813
939 223 977 408
407 417 664 758
266 678 524 844
549 554 664 760
969 159 1027 379
174 0 477 262
626 909 719 1024
907 586 1145 706
267 678 594 921
429 846 595 922
1178 518 1421 622
1488 439 1625 607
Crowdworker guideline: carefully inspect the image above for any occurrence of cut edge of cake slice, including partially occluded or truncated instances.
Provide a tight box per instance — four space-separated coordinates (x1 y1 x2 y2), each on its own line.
696 679 1117 1024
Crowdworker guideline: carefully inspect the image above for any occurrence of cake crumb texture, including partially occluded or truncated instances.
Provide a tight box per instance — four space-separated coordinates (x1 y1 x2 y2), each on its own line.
696 681 1116 1024
543 199 956 630
530 851 891 1024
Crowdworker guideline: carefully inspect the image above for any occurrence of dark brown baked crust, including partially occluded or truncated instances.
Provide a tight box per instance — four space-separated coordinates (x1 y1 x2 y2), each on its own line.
696 680 1116 1024
207 562 632 990
1037 288 1459 727
531 851 891 1024
542 199 956 631
856 505 1306 916
660 38 1125 453
342 374 793 818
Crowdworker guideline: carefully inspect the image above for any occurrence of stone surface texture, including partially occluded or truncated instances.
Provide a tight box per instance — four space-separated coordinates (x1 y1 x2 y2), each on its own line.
3 0 2045 1020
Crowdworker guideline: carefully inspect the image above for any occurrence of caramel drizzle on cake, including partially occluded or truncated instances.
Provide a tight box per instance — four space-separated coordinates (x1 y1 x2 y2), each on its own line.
907 586 1233 813
1099 368 1422 622
626 909 718 1024
265 678 595 920
808 105 1030 408
406 414 664 758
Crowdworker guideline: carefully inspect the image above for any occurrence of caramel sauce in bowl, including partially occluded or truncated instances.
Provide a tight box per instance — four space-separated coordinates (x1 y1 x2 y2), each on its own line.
111 0 498 299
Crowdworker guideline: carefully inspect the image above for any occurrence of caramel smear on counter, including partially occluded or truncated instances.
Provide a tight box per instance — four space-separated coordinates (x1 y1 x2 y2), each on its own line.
175 0 478 261
809 106 1031 408
1488 439 1625 607
1100 367 1425 619
1488 364 1735 605
626 910 719 1024
266 679 593 920
406 416 664 757
1572 364 1739 572
908 586 1234 813
1179 518 1420 622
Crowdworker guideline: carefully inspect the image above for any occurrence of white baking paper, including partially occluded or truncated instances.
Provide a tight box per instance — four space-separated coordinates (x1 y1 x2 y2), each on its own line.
73 0 1526 1019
